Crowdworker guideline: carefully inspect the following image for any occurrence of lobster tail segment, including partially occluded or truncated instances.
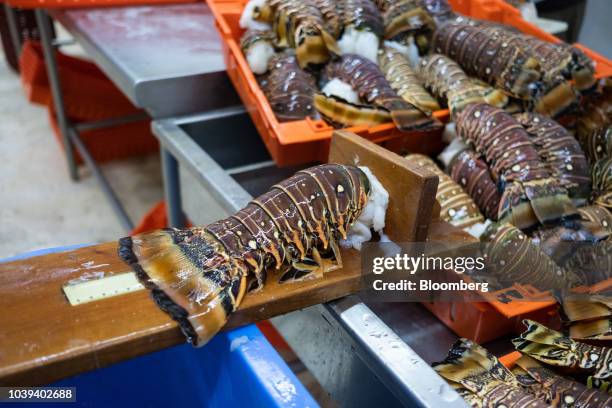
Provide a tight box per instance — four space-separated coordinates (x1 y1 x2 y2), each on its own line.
119 228 248 347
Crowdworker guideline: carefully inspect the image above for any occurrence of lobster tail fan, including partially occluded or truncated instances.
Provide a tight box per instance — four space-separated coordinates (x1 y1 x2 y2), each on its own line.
512 320 575 365
118 228 248 347
521 179 578 225
498 182 539 229
383 99 443 132
569 318 612 340
313 93 392 127
534 81 578 118
295 24 338 68
562 295 612 322
433 338 516 393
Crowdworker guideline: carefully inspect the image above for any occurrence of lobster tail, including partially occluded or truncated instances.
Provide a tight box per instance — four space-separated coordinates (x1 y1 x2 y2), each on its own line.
381 98 442 131
512 320 576 366
434 339 546 407
119 229 249 347
295 24 339 68
534 81 579 118
313 93 392 127
563 295 612 322
498 178 577 229
389 106 441 132
570 318 612 341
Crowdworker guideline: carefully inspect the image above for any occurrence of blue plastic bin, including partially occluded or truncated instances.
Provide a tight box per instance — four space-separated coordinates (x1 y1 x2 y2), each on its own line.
1 246 318 408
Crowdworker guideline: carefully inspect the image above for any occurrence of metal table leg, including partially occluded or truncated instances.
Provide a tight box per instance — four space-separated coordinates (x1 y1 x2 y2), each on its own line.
68 128 134 231
161 147 185 228
35 8 78 181
4 4 22 59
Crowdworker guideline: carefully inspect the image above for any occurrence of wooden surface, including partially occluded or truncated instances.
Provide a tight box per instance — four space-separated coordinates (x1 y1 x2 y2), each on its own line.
0 131 440 386
0 242 363 386
330 130 439 242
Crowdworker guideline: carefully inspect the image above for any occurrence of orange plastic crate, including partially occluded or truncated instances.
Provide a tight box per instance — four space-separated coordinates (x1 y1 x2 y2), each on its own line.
207 0 447 166
207 0 612 167
4 0 195 9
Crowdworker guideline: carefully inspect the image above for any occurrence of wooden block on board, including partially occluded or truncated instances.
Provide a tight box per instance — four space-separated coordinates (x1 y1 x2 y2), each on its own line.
329 130 439 242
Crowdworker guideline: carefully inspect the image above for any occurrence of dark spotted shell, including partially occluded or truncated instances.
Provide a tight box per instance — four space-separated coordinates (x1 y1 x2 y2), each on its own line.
260 53 318 122
432 23 542 100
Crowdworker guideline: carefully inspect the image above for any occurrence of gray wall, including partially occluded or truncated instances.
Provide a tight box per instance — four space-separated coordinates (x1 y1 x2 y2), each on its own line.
579 0 612 59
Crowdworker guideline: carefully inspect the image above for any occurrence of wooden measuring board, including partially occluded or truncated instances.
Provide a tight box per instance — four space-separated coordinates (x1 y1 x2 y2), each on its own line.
0 131 440 386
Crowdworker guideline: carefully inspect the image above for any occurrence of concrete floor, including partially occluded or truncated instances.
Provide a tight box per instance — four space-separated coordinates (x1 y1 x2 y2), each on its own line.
0 42 163 259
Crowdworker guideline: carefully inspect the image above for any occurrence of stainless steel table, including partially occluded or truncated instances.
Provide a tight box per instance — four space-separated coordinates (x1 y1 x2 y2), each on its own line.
151 110 470 408
51 4 239 118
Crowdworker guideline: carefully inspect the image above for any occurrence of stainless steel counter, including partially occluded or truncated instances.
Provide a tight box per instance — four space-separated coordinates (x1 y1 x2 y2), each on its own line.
51 4 239 118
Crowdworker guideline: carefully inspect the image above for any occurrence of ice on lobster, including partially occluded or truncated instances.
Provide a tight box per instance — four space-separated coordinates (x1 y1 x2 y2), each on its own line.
119 164 386 347
336 0 384 63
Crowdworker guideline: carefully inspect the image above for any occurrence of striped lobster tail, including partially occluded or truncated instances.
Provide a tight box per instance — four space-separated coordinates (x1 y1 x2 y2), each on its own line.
119 164 370 346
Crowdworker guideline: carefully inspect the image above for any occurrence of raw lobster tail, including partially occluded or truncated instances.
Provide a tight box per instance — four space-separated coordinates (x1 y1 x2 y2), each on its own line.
321 54 442 131
432 23 542 100
313 0 341 38
512 354 612 406
382 0 436 40
513 320 612 383
581 127 612 164
577 89 612 159
449 149 502 221
240 29 275 75
257 0 340 68
456 103 576 228
562 295 612 341
378 47 440 114
578 205 612 234
482 223 582 290
592 157 612 211
259 52 318 122
417 54 508 115
339 0 384 37
119 164 370 346
406 154 484 228
313 93 392 127
515 112 591 204
433 338 548 408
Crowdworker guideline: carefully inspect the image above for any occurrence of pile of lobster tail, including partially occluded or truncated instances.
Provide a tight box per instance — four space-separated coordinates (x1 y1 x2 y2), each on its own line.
416 53 508 115
316 54 442 130
514 319 612 393
455 103 577 229
251 0 340 69
435 337 612 408
434 339 549 408
432 23 543 100
119 164 371 347
562 295 612 341
378 47 440 114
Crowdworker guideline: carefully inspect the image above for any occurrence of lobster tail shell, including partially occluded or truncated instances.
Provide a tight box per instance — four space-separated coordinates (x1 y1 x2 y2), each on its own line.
534 81 579 118
434 338 547 408
295 24 340 68
389 105 441 131
499 179 577 228
119 230 249 347
313 93 392 127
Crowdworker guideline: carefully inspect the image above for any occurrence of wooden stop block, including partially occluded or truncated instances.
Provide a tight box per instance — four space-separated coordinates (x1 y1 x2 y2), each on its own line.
329 130 439 242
